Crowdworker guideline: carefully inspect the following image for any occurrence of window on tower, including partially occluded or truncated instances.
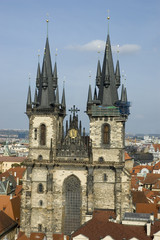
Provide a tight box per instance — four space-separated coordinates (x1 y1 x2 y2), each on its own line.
34 128 37 140
103 124 110 145
37 183 44 193
40 124 46 145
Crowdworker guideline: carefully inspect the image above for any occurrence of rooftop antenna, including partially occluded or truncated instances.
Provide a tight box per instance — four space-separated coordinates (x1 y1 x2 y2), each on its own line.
107 9 110 35
46 13 49 37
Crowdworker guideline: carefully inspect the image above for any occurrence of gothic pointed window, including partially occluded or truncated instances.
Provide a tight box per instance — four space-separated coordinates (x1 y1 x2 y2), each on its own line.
40 124 46 145
38 183 44 193
103 124 110 145
63 175 81 235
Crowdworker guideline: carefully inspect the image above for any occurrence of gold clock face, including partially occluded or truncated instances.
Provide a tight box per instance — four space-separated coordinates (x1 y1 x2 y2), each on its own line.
69 129 78 138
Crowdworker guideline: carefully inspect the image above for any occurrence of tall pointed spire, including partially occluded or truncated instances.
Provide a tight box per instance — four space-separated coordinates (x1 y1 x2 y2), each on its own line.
55 85 59 105
42 61 48 88
26 85 32 112
36 63 41 89
124 87 128 102
87 85 92 104
121 84 125 102
34 88 38 105
61 87 66 109
96 60 101 88
115 60 120 89
53 62 58 90
93 87 97 101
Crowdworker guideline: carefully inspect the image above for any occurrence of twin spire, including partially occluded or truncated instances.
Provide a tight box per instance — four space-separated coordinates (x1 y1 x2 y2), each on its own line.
87 32 129 115
26 37 66 115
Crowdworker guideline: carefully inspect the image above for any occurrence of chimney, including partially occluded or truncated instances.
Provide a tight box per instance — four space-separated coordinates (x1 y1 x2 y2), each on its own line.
150 213 154 222
146 221 151 236
2 176 5 181
10 194 13 200
14 172 16 177
17 177 19 185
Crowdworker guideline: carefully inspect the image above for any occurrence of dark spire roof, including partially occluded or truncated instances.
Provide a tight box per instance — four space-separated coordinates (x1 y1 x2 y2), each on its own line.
34 88 38 105
93 87 97 101
98 34 119 106
36 63 41 88
61 87 66 108
124 87 128 102
121 84 125 102
55 85 59 105
87 85 92 104
26 85 32 113
27 85 32 106
115 60 120 88
53 62 58 90
96 60 101 88
42 60 48 88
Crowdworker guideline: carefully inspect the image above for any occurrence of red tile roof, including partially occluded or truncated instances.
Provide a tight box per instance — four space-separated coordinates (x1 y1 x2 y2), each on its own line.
132 191 148 205
153 144 160 151
71 210 155 240
0 156 26 163
125 152 132 161
0 166 26 182
143 174 160 185
0 210 18 236
136 203 159 218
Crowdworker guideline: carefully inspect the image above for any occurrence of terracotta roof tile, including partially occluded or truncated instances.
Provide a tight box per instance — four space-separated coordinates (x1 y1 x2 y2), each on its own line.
136 203 158 218
143 174 160 185
0 156 26 163
132 191 148 205
153 144 160 151
125 152 132 161
0 210 17 236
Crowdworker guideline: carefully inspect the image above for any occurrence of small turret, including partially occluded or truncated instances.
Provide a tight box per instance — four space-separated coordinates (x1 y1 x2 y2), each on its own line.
26 85 32 112
93 87 97 101
115 60 120 89
87 85 92 104
36 63 41 89
42 61 48 88
96 60 101 88
55 85 59 105
104 59 110 87
53 62 58 90
61 87 66 109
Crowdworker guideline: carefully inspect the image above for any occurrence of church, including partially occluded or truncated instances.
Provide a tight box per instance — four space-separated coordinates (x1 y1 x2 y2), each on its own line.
20 20 132 240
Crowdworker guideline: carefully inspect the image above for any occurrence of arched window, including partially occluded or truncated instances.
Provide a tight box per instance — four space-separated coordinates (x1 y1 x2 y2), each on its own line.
37 183 44 193
40 124 46 145
38 155 43 161
63 175 81 235
103 124 110 145
39 200 43 206
34 128 37 140
103 173 107 181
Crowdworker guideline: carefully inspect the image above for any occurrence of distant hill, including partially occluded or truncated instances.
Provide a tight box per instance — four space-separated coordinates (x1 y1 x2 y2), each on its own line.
0 129 29 139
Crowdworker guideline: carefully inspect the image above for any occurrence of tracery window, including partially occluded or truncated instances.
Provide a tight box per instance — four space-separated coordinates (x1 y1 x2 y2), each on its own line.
103 124 110 145
37 183 44 193
40 124 46 145
63 175 81 235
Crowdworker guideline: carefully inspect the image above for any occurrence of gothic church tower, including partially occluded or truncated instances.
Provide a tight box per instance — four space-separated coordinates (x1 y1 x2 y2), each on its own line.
20 22 132 240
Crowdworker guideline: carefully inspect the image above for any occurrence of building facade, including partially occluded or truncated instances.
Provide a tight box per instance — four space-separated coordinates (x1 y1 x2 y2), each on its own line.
20 24 132 239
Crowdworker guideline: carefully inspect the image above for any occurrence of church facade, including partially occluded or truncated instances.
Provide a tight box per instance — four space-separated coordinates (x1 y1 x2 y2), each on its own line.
20 23 132 239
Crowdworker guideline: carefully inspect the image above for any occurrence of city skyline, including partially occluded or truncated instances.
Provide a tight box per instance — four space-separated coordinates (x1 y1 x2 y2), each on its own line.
0 0 160 134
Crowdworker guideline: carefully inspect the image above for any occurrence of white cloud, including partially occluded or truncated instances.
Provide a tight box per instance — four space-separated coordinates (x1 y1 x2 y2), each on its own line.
66 40 141 54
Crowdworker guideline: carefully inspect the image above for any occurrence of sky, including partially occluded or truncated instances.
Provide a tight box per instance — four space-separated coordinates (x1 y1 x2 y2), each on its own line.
0 0 160 134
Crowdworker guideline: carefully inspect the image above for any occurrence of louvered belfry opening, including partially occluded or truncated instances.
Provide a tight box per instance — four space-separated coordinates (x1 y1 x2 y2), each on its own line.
63 175 81 235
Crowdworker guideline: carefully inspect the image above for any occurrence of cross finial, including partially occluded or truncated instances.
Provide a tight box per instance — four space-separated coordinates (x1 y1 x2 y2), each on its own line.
69 105 80 118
